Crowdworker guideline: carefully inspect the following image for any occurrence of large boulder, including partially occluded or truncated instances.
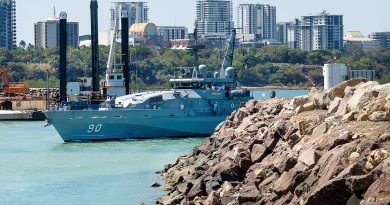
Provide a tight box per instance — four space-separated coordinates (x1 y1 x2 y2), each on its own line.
237 185 261 204
298 148 320 168
295 101 316 114
347 81 379 112
187 179 207 200
304 178 351 205
328 97 342 113
365 150 389 171
369 111 390 122
250 144 269 163
273 169 299 195
325 78 368 100
362 159 390 204
291 96 311 110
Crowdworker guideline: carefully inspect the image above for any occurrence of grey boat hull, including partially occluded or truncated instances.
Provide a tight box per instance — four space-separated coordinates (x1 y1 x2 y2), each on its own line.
45 109 227 141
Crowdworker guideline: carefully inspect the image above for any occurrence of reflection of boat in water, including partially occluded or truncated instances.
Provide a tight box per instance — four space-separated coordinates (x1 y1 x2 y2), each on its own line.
44 1 252 141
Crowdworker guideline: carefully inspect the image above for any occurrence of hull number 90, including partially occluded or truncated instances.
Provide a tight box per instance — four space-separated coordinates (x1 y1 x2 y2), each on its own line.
88 124 102 133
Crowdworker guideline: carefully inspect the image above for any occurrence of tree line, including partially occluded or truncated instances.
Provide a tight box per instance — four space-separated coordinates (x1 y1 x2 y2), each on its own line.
1 43 390 89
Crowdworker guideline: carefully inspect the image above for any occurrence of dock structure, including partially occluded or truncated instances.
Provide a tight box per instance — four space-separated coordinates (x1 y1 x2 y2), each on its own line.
0 110 45 121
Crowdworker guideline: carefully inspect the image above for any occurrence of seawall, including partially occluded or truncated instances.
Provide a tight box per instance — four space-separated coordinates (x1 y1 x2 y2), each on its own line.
159 79 390 205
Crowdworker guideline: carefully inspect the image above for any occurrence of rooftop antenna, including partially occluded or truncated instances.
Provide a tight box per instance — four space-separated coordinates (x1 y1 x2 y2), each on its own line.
54 5 56 19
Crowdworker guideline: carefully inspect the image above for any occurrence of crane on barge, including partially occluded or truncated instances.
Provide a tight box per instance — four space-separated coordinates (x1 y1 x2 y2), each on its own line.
0 65 29 94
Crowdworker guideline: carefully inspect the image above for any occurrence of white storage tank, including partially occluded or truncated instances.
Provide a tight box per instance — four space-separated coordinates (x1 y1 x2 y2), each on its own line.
323 64 348 89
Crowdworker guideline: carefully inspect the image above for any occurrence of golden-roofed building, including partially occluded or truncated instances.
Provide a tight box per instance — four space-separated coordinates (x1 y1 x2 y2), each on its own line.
130 23 158 38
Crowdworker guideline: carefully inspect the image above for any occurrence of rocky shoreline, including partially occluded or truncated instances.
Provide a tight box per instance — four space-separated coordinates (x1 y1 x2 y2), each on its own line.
158 79 390 205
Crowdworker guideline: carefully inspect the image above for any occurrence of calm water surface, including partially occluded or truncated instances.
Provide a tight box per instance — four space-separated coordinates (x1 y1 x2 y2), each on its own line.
252 89 309 100
0 122 203 205
0 90 308 205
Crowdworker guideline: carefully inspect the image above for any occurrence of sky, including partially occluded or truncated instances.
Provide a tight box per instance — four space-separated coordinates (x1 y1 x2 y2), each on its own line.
17 0 390 45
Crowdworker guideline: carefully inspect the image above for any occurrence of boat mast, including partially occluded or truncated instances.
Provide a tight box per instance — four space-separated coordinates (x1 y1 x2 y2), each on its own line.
220 29 236 78
107 5 119 71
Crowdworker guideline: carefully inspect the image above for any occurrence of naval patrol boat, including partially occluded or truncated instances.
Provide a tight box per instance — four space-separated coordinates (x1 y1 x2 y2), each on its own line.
46 67 251 141
44 1 252 141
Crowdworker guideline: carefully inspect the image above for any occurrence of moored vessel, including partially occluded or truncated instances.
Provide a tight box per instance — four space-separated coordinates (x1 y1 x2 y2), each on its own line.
44 0 252 141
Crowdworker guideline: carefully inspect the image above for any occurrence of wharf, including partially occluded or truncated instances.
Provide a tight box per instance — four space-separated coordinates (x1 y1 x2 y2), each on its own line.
0 110 46 121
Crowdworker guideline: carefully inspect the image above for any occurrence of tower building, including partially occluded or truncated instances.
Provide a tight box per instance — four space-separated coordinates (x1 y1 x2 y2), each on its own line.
0 0 16 49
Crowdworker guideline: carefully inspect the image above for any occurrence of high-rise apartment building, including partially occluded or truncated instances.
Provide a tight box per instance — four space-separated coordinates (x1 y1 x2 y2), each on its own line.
34 18 79 48
300 11 343 51
287 19 301 49
195 0 233 36
237 4 276 41
368 32 390 49
110 2 148 30
276 22 292 44
0 0 16 49
288 11 343 51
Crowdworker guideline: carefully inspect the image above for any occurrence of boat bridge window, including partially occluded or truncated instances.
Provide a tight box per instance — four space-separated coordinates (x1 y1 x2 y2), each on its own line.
109 75 115 80
171 82 203 89
117 75 122 80
206 83 234 91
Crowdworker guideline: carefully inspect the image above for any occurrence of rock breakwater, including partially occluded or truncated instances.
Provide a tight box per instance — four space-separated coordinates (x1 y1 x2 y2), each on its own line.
159 79 390 205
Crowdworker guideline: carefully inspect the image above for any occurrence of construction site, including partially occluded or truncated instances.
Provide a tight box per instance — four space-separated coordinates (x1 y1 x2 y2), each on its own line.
0 65 48 120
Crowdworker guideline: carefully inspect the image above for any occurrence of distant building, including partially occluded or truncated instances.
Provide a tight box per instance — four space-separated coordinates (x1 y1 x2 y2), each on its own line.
195 0 233 36
237 4 277 41
300 11 343 51
34 18 79 48
344 31 380 50
348 70 376 81
0 0 16 49
368 32 390 49
276 22 292 45
202 32 227 48
158 26 188 41
79 35 91 47
110 2 148 29
98 30 112 46
287 19 301 49
79 35 91 42
170 39 195 49
288 11 343 51
262 39 282 46
129 22 160 47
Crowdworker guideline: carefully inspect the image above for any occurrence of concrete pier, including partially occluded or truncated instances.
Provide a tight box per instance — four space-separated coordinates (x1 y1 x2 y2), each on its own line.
0 110 46 121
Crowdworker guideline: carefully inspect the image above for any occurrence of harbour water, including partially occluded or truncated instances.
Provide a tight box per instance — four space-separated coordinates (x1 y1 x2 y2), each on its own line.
0 90 308 205
0 122 204 205
252 89 309 100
